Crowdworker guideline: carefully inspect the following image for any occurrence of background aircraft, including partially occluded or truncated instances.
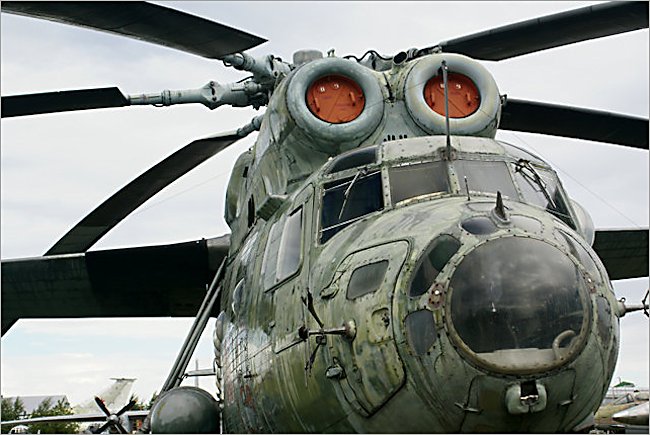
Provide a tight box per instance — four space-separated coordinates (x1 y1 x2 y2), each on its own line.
1 0 647 407
1 378 142 433
73 378 136 414
596 383 649 432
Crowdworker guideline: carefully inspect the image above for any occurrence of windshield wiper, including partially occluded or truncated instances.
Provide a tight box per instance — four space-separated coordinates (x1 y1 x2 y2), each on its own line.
338 167 367 220
514 159 556 210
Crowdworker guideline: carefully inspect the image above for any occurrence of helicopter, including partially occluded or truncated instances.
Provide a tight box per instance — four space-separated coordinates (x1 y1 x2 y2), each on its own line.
1 1 649 433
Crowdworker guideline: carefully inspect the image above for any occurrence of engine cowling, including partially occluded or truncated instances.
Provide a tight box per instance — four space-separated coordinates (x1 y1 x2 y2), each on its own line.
285 57 384 155
403 53 501 138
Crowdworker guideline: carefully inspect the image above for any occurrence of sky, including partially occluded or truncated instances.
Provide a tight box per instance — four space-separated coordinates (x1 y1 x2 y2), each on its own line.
1 1 648 408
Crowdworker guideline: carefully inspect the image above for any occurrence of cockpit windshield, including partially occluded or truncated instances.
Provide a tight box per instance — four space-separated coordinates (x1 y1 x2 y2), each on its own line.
320 169 383 243
318 143 576 243
327 146 377 174
454 160 518 199
389 161 449 204
512 159 574 228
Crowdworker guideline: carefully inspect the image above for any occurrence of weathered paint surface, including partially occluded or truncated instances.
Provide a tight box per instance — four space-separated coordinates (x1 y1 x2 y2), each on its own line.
216 131 619 432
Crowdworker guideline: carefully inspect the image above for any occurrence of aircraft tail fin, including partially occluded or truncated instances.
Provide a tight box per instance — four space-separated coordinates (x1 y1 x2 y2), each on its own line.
73 378 136 414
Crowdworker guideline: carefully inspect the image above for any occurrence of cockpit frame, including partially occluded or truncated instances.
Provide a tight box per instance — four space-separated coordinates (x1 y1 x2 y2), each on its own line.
314 137 579 246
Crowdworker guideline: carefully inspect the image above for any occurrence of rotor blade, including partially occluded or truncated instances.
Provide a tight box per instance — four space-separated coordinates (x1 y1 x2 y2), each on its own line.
94 397 111 417
116 400 137 417
45 131 241 255
1 87 129 118
499 99 649 150
437 2 648 61
113 421 129 435
1 2 266 59
1 236 230 335
93 421 112 435
593 228 649 280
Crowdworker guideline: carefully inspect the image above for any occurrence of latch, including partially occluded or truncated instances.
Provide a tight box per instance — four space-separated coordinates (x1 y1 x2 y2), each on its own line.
505 381 547 414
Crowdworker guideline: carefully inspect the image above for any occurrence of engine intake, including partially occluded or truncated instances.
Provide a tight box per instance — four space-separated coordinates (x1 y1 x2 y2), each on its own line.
286 57 384 155
404 53 501 138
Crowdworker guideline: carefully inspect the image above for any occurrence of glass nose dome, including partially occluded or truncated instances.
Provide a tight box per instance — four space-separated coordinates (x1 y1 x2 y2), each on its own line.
448 237 590 374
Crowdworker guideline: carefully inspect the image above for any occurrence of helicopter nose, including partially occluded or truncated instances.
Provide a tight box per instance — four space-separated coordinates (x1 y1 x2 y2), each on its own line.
445 236 591 375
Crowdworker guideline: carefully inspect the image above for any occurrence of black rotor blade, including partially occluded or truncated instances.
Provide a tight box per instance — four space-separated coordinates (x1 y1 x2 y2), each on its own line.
113 418 129 435
46 131 242 255
93 421 112 435
116 400 136 417
500 99 649 150
1 87 129 118
1 2 266 59
2 236 230 335
94 397 111 417
437 2 648 61
593 229 649 280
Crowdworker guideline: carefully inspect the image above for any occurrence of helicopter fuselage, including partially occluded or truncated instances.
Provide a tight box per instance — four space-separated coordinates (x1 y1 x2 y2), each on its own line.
216 131 618 432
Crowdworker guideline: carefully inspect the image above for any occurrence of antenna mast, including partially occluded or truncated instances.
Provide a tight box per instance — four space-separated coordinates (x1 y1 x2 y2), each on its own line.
441 60 452 160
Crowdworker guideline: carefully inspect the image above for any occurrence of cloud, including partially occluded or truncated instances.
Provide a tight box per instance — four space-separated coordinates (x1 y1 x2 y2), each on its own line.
2 319 217 404
8 318 197 339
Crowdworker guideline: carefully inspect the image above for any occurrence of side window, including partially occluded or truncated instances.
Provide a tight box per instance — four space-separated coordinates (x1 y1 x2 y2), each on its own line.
277 207 303 281
262 206 304 290
231 279 244 315
320 170 383 243
261 219 283 290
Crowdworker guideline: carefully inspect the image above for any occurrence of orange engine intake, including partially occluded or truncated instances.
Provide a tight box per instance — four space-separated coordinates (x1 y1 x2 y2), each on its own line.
306 75 365 123
423 72 480 118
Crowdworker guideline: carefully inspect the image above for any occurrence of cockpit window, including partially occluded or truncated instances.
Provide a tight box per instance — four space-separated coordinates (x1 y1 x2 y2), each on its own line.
389 161 449 204
277 207 303 280
327 146 377 174
262 206 303 290
512 161 575 228
454 160 518 199
500 142 544 165
320 170 383 243
409 234 460 297
405 309 437 355
449 237 589 372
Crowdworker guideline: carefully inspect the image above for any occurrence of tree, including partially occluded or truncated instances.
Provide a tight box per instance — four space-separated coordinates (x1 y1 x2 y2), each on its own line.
1 397 26 433
29 397 79 434
146 391 159 411
128 393 148 411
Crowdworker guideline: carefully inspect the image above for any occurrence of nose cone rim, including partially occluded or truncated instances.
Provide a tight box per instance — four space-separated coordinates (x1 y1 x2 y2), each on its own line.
444 235 592 376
